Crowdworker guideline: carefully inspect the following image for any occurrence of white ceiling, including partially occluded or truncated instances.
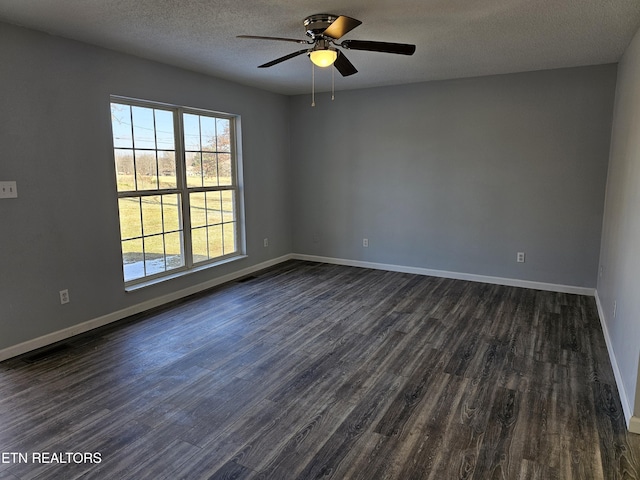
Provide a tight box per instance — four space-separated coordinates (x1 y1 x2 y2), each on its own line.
1 0 639 95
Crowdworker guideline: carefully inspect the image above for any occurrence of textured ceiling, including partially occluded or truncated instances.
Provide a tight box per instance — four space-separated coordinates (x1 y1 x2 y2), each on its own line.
1 0 640 95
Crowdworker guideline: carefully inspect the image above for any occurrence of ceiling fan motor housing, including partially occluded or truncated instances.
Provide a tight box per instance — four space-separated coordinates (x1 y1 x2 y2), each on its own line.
304 14 339 38
311 38 332 52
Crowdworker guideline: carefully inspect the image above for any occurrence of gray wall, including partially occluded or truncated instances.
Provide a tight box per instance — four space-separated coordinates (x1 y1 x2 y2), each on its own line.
598 25 640 423
290 66 616 288
0 22 292 351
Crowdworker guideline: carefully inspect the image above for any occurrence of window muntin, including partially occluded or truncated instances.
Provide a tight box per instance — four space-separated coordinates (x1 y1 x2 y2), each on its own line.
110 99 242 285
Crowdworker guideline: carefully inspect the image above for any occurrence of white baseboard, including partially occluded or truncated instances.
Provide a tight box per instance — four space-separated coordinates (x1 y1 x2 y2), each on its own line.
594 291 634 431
292 254 595 296
0 254 294 362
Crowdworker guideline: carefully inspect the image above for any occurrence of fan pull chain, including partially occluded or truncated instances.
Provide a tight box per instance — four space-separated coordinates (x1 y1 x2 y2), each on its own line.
332 67 335 101
311 63 315 107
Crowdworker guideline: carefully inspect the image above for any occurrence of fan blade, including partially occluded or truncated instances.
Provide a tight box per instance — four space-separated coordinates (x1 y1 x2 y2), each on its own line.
341 40 416 55
237 35 310 45
322 15 362 40
334 50 358 77
258 49 309 68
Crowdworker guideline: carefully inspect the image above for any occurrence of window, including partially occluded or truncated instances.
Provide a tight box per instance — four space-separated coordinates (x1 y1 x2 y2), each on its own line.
109 97 243 286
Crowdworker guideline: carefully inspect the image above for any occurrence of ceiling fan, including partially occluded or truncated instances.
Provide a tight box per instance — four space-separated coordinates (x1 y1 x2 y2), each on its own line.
238 14 416 76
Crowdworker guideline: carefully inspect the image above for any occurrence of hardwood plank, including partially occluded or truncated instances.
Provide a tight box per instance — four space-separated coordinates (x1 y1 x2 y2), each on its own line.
248 387 374 479
467 387 520 479
374 348 443 437
519 458 559 480
289 373 401 480
396 373 468 478
169 440 246 480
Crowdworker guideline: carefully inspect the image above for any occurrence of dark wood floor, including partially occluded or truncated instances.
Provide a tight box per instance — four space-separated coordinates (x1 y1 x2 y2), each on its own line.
1 260 639 479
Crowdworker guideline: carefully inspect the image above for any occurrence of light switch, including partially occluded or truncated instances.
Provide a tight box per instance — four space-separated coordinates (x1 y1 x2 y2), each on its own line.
0 181 17 199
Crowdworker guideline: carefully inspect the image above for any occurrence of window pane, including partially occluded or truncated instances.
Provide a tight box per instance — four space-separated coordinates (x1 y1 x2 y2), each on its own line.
115 149 135 192
216 118 231 152
122 238 144 282
144 235 165 276
165 232 184 270
158 151 177 189
132 106 156 149
208 225 223 258
218 153 232 186
162 194 181 232
201 116 216 152
154 109 175 150
118 197 142 240
192 227 208 263
135 150 158 190
111 104 133 149
185 152 202 188
190 192 207 228
206 191 222 225
223 222 237 254
142 196 163 236
203 153 218 187
221 190 235 223
183 113 201 151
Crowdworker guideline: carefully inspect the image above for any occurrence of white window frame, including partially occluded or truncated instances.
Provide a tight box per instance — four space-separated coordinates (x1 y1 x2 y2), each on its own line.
109 96 246 289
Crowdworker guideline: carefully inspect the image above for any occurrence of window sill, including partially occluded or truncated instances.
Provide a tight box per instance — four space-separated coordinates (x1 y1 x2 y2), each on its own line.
124 254 248 292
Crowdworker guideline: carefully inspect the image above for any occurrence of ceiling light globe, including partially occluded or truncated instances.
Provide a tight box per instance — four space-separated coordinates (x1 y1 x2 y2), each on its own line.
309 49 337 68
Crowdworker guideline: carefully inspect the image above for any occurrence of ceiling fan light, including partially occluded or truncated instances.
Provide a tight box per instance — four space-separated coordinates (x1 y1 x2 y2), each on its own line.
309 49 337 67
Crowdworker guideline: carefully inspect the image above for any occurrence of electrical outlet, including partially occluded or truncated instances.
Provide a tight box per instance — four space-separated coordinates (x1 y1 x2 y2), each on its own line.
517 252 525 263
363 238 369 248
59 289 70 305
0 181 18 199
263 237 269 248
